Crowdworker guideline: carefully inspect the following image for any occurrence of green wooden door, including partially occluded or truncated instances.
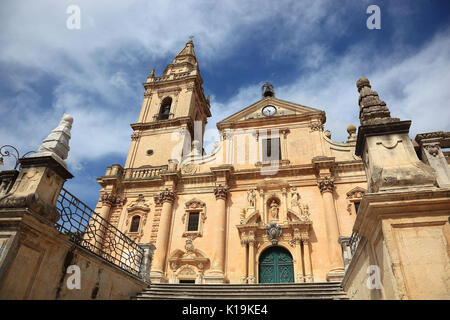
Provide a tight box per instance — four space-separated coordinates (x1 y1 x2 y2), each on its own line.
259 246 294 283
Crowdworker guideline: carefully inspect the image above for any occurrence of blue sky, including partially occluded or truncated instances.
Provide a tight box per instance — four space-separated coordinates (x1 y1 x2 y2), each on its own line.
1 0 450 209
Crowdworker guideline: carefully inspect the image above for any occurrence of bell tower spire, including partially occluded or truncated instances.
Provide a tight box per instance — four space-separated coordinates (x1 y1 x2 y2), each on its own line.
125 39 211 169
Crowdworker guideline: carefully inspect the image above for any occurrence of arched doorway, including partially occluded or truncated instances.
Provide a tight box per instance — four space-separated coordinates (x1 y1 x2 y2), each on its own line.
258 246 294 283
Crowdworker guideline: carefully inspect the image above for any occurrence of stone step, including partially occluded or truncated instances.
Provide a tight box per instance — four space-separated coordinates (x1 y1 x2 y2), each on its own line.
143 287 344 294
134 282 348 300
146 282 342 289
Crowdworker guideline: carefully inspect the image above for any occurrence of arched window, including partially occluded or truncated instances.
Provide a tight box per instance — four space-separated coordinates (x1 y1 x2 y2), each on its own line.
159 97 172 120
129 215 141 233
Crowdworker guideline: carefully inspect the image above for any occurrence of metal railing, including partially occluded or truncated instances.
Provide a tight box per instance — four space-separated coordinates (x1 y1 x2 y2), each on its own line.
55 188 144 277
348 232 360 257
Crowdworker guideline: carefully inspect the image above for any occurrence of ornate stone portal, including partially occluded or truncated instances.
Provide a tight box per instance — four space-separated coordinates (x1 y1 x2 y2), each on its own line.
237 182 313 283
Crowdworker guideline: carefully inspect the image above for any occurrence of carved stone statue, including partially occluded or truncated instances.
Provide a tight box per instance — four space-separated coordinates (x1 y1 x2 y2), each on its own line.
300 204 311 222
247 188 256 207
269 200 279 219
290 188 300 209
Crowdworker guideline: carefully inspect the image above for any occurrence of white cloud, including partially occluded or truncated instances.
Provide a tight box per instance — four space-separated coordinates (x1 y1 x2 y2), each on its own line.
1 1 449 207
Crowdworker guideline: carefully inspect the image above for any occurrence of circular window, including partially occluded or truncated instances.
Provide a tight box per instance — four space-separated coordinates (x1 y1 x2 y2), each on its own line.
146 149 154 156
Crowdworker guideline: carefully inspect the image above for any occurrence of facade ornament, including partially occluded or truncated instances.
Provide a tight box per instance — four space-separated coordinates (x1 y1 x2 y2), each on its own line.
127 194 149 211
131 132 139 141
248 230 256 243
240 208 246 224
181 163 198 175
310 122 323 132
317 176 335 194
356 77 399 126
266 222 282 245
214 184 228 200
159 188 175 204
100 192 116 206
30 113 73 169
247 188 256 207
300 204 311 222
153 195 163 207
424 144 440 157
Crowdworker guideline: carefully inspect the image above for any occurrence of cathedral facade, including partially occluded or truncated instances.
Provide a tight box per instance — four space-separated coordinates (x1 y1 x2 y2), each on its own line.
94 40 368 284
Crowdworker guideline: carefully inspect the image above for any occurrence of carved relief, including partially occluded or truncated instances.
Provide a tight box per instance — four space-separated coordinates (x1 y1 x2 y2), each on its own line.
424 144 440 157
266 222 282 245
159 188 175 204
214 184 228 200
247 188 256 208
310 122 324 131
181 163 198 175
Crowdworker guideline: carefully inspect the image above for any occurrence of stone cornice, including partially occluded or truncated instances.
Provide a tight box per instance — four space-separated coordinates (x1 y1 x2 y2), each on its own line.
217 112 325 131
353 188 450 236
130 117 193 132
355 120 412 156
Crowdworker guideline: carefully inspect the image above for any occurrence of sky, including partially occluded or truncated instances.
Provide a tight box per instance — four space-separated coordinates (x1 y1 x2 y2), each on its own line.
1 0 449 209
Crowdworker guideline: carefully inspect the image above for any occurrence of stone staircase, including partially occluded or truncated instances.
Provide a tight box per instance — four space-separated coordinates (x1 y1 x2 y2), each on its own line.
134 282 348 300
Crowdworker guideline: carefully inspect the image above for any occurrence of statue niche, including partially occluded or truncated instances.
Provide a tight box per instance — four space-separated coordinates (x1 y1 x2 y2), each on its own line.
267 197 281 220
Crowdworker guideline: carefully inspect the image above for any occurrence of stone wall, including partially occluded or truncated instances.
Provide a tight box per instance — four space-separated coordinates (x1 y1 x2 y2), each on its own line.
0 208 148 300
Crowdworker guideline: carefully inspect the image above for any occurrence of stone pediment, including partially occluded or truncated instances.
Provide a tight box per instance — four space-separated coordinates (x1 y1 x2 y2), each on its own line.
217 97 325 129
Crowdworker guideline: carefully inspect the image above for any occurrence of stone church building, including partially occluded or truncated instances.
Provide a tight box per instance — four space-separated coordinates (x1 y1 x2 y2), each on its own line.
94 40 368 284
1 39 449 300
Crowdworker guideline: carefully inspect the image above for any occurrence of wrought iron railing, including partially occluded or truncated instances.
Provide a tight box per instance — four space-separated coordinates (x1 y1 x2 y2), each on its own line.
348 232 360 257
55 188 144 277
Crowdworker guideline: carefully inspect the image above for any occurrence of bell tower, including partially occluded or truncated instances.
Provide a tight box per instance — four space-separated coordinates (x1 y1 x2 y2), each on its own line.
125 40 211 168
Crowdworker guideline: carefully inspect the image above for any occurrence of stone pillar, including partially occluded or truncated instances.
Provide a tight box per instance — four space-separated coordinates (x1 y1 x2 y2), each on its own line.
241 239 248 284
206 184 228 283
295 238 304 283
259 189 266 224
318 176 345 281
138 243 156 283
93 194 114 254
281 188 288 222
150 188 175 283
248 238 256 284
303 239 313 282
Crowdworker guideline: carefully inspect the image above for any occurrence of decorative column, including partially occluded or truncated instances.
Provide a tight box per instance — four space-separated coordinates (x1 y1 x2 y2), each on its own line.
302 237 313 282
318 176 345 281
151 188 175 283
281 188 288 222
293 229 304 283
259 189 266 223
247 231 256 284
93 193 115 254
240 233 248 283
205 184 228 283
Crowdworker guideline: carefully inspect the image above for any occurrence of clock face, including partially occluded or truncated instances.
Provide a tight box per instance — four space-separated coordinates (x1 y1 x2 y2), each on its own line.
262 105 277 117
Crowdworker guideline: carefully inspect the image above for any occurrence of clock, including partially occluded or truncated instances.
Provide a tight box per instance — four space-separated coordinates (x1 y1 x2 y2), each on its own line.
262 105 277 117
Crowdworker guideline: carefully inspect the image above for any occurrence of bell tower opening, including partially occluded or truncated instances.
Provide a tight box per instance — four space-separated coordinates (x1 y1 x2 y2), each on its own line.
159 97 172 120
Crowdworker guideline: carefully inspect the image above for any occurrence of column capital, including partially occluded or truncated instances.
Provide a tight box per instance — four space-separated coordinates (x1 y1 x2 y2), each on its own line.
159 187 175 204
317 176 335 194
214 184 229 200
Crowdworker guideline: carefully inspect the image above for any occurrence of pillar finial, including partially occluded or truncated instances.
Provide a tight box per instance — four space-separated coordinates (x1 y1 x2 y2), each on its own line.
356 77 399 126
